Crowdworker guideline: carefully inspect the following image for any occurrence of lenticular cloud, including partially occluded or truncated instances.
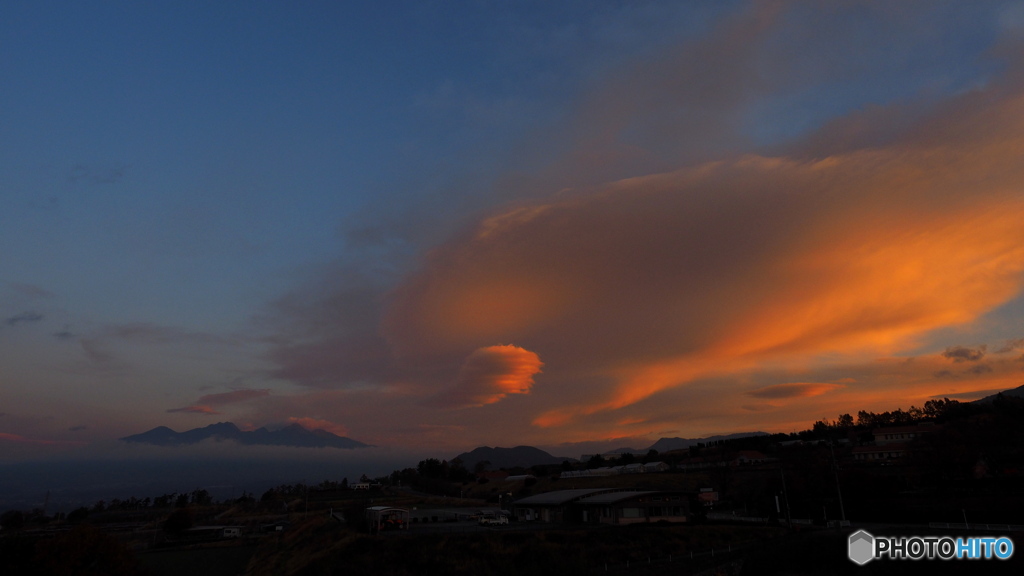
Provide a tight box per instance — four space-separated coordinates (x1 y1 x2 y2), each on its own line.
434 345 543 408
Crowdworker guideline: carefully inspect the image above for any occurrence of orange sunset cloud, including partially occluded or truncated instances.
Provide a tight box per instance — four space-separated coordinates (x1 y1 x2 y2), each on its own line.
746 382 845 400
387 85 1024 429
432 345 543 408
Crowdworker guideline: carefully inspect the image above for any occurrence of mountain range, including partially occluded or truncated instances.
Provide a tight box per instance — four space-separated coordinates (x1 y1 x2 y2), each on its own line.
453 432 770 470
120 422 371 449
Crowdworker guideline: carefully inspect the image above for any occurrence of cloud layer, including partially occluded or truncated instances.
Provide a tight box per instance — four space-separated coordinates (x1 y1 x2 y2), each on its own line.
386 79 1024 428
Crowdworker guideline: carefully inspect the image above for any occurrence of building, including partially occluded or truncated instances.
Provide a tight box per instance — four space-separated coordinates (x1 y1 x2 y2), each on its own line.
873 424 936 445
512 489 690 524
559 462 668 479
621 463 646 474
853 443 908 461
575 491 689 525
512 489 611 523
560 467 621 478
854 423 939 461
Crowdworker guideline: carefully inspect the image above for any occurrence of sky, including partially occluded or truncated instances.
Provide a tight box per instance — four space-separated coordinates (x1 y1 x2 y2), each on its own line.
3 1 1024 462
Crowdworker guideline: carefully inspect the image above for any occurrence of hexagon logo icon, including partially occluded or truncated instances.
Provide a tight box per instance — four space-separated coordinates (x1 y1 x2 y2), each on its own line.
848 530 874 565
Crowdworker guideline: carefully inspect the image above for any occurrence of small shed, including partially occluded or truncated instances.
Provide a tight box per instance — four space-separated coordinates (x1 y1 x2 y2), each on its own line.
365 506 409 532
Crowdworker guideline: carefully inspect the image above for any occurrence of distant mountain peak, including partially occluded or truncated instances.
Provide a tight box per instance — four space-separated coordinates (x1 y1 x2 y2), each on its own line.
121 421 371 449
453 445 573 470
646 432 769 453
201 421 241 433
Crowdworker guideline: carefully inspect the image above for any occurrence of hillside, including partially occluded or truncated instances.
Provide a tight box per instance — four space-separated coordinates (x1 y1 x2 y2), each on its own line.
646 432 769 453
452 446 573 470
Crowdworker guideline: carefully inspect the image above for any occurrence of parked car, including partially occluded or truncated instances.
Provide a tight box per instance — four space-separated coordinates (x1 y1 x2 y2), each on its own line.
478 514 508 526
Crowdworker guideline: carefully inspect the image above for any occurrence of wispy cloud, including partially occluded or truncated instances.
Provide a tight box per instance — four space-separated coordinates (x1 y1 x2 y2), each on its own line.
68 163 125 185
102 322 230 345
196 389 271 406
746 382 845 400
966 364 994 375
262 281 394 389
5 311 43 326
995 338 1024 354
168 389 271 415
942 345 987 363
9 283 54 299
167 405 220 415
79 339 115 364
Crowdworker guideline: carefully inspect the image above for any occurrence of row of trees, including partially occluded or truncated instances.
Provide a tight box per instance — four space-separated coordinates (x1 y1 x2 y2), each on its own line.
811 397 964 433
581 449 661 470
81 488 217 515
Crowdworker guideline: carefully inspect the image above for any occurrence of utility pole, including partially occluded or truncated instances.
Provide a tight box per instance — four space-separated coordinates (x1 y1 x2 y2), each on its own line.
830 442 847 523
780 467 793 529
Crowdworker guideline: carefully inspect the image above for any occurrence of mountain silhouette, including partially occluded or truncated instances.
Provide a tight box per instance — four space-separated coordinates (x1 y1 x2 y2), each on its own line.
970 383 1024 404
646 432 768 453
453 445 573 470
121 421 371 449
